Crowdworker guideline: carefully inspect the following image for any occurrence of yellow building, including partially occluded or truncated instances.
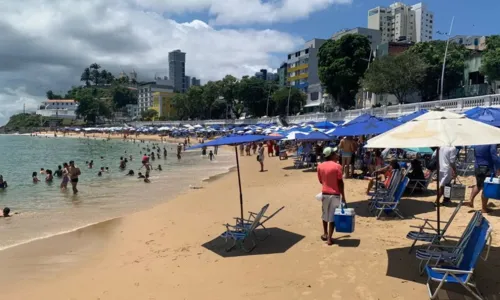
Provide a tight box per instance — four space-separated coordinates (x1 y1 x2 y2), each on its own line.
151 91 176 118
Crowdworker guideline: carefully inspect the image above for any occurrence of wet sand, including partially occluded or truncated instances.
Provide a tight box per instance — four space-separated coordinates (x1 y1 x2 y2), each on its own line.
2 152 500 300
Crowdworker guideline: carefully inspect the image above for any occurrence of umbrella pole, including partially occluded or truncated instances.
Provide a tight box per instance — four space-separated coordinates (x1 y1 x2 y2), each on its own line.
436 148 441 233
235 145 244 225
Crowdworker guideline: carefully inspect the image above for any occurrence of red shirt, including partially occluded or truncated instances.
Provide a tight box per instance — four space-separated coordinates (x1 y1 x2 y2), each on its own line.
317 161 343 194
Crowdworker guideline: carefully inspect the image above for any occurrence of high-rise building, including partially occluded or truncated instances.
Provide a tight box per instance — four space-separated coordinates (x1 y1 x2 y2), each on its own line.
255 69 268 80
331 27 382 50
168 49 186 93
286 38 327 109
185 76 191 91
368 2 433 43
191 77 201 87
278 63 288 87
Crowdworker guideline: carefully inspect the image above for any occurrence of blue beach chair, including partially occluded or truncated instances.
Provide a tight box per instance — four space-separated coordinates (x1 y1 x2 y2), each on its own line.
374 177 409 219
415 211 482 274
425 215 492 300
221 204 269 252
406 198 464 253
369 169 403 213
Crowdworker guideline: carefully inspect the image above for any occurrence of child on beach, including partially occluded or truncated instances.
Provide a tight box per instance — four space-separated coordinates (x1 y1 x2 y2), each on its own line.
32 172 40 183
209 150 214 161
0 175 8 189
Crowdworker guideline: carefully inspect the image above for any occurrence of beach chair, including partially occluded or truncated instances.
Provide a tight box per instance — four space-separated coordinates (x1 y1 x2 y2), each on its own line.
406 198 463 253
221 204 269 253
369 170 403 212
373 177 409 219
407 170 436 195
425 215 492 300
415 211 482 274
234 205 285 241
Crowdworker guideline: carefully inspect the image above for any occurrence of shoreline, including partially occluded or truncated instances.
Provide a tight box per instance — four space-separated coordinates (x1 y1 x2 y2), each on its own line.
0 148 236 253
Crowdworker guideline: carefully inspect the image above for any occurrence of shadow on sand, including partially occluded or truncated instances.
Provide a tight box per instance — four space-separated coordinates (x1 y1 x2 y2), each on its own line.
202 227 305 258
386 245 500 300
348 197 436 219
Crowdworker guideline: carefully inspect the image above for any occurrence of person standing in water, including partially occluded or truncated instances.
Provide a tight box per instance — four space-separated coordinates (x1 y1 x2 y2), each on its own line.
68 160 81 194
60 162 70 190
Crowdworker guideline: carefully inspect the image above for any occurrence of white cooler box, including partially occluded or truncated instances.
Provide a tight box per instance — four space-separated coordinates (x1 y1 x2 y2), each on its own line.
334 204 355 233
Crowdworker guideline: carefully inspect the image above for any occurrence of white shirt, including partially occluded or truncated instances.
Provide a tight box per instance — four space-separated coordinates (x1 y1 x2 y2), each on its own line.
439 147 457 175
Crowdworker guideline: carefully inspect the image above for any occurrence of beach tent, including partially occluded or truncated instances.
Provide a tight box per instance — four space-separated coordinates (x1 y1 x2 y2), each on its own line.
188 135 281 223
403 147 433 154
397 109 428 123
332 115 401 136
365 110 500 231
463 107 500 127
295 131 333 141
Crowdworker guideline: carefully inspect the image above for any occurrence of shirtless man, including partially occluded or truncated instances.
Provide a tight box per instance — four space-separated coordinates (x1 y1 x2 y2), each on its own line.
68 160 81 194
339 136 358 178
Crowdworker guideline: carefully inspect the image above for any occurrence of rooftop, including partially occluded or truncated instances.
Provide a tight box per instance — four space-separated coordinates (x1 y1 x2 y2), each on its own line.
46 99 76 103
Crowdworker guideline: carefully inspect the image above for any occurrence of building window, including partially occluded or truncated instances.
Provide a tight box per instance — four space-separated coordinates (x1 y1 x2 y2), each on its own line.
295 51 300 57
287 54 291 59
305 48 309 54
310 92 319 101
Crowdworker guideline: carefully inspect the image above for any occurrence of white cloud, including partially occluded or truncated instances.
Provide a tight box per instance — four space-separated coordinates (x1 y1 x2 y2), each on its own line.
0 0 306 125
133 0 352 25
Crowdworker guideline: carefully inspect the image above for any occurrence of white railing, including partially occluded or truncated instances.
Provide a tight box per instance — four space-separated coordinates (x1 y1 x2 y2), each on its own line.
132 94 500 127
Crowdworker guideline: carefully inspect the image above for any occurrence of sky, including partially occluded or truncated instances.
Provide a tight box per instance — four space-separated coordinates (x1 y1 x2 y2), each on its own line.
0 0 498 125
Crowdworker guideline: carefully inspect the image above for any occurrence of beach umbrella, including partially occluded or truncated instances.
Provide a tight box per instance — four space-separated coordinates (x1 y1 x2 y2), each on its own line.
344 113 374 125
397 109 428 123
463 107 500 127
188 135 270 223
313 121 337 129
295 131 333 141
365 110 500 232
332 115 401 136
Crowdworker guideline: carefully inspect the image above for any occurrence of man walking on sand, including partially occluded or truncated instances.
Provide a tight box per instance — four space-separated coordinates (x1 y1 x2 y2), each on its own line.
465 144 500 213
69 160 81 194
317 147 346 246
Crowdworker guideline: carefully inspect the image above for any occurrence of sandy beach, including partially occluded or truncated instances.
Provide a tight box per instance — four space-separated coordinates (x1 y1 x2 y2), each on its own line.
1 151 500 300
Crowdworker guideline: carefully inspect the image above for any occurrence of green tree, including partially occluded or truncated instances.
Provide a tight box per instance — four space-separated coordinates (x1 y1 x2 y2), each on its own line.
272 87 306 116
110 84 137 108
480 35 500 90
89 63 101 85
46 90 63 99
318 34 371 109
202 81 221 118
220 75 240 118
171 93 190 120
186 86 205 118
80 68 91 87
75 94 112 124
408 41 468 101
238 76 268 117
141 109 158 121
362 52 427 104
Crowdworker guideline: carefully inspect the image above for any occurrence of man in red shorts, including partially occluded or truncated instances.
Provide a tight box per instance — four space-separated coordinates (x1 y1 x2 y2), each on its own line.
317 147 346 245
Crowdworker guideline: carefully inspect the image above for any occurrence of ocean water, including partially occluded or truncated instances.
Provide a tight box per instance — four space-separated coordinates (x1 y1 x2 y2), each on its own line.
0 135 234 250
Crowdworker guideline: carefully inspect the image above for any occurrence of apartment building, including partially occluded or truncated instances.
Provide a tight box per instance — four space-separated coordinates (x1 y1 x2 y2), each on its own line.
168 49 186 93
137 81 174 112
368 2 433 43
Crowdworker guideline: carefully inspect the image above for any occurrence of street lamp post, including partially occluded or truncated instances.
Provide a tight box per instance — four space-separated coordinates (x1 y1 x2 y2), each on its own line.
439 16 455 101
266 83 272 117
286 84 292 116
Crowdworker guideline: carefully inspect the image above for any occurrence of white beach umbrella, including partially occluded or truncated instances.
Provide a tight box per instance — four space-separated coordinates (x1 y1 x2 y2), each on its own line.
285 131 303 140
366 110 500 231
365 110 500 148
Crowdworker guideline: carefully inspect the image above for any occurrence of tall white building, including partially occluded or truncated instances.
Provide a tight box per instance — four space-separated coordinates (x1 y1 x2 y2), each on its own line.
368 2 433 43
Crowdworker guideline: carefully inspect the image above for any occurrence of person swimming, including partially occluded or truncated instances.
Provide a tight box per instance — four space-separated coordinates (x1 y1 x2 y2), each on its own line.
40 168 45 175
45 170 53 182
54 165 63 178
97 171 102 177
32 172 40 183
156 165 162 171
137 172 145 178
61 162 70 190
126 170 135 176
0 175 7 189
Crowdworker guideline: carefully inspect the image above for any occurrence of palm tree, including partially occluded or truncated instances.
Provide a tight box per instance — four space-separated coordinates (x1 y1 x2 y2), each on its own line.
80 68 91 86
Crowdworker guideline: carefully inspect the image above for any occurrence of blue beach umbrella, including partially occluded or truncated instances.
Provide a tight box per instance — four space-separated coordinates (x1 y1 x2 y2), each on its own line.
398 109 429 123
464 107 500 127
295 131 333 141
188 135 269 222
313 121 337 129
332 116 401 136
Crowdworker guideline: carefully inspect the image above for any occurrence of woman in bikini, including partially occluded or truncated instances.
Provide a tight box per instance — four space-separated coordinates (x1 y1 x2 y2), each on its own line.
60 162 70 190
